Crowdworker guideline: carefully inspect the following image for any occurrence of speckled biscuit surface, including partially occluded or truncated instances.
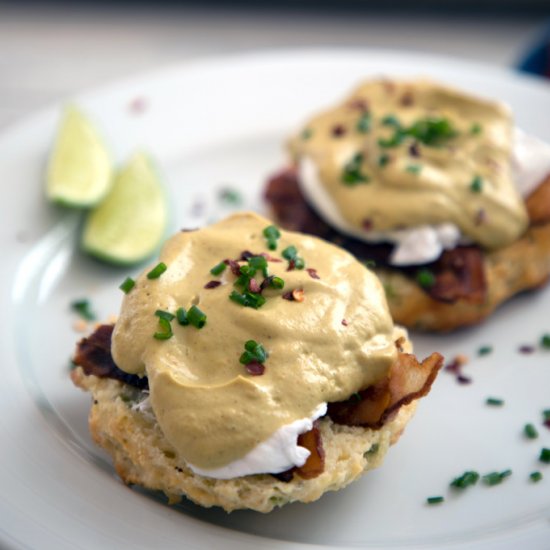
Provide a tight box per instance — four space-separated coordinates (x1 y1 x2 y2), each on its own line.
71 366 416 513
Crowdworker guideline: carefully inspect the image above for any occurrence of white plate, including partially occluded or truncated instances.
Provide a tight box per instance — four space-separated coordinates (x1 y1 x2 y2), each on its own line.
1 49 550 550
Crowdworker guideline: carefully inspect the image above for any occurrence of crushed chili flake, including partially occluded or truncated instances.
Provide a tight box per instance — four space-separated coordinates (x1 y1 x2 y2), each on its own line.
292 288 305 302
409 142 421 157
348 98 369 112
332 124 346 137
445 354 471 385
400 92 414 107
282 291 294 301
342 319 349 326
224 259 241 276
260 252 283 263
362 219 373 231
457 374 472 385
518 345 535 354
475 208 487 226
239 250 254 261
245 360 265 376
306 268 320 280
260 275 274 292
248 278 261 293
204 280 222 289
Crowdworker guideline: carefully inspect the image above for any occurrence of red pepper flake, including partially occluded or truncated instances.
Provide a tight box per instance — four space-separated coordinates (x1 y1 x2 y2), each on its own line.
260 252 283 263
332 124 347 137
444 354 471 385
544 419 550 430
245 360 265 376
457 374 472 385
409 142 421 157
282 291 294 301
518 345 535 354
239 250 254 261
248 278 261 293
292 288 305 302
342 319 349 326
362 219 373 232
287 259 296 271
225 259 241 275
129 96 148 114
306 268 320 280
348 98 369 112
475 209 486 226
400 92 414 107
260 275 273 292
204 280 221 289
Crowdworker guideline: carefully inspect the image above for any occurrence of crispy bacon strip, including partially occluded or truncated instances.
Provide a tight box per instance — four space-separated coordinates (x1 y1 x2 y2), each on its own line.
74 324 149 390
327 352 443 428
295 421 325 479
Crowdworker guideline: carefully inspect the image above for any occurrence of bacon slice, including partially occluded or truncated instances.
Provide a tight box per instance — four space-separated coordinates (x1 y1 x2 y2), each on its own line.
74 324 149 390
295 421 325 479
327 352 443 428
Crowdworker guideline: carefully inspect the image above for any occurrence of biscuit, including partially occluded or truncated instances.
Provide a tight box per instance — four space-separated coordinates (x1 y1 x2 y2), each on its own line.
71 366 417 513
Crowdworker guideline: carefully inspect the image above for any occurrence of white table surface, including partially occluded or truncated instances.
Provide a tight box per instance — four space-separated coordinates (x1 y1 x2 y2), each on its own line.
0 5 546 130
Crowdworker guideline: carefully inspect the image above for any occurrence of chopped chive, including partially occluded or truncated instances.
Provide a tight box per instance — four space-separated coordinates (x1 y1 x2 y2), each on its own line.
543 409 550 422
450 470 480 489
155 309 175 322
240 340 268 365
282 245 297 261
540 333 550 349
378 153 390 167
364 259 376 268
470 175 483 193
486 397 504 407
218 188 242 205
530 471 543 482
187 305 207 329
229 290 266 309
342 152 369 185
482 470 512 486
406 164 422 175
293 257 305 270
154 317 173 340
270 276 285 289
540 448 550 463
301 128 312 140
426 496 444 505
119 277 136 294
470 122 482 135
70 299 96 321
478 345 492 356
356 112 372 133
378 133 404 148
248 255 268 276
176 307 189 326
524 423 539 439
381 114 401 128
210 262 227 276
416 268 435 289
147 262 167 279
263 225 281 251
351 392 362 402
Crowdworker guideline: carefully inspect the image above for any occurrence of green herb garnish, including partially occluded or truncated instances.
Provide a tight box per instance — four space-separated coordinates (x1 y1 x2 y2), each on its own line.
530 471 543 482
378 153 390 167
301 128 312 140
70 299 96 321
416 269 435 289
540 448 550 464
282 245 305 270
478 345 492 356
470 176 483 193
450 470 480 489
187 305 207 328
342 152 370 185
406 164 422 175
147 262 167 279
470 122 482 135
155 309 175 322
540 333 550 349
486 397 504 407
482 470 512 486
229 290 266 309
406 117 458 146
119 277 136 294
263 225 281 251
240 339 268 365
176 307 189 326
543 409 550 422
356 112 372 133
218 188 242 205
364 259 376 269
270 276 285 289
154 317 173 340
524 423 539 439
426 496 444 505
248 255 268 277
210 261 227 276
381 114 402 128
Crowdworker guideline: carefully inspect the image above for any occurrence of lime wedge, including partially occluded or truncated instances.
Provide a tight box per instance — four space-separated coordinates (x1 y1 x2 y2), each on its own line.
81 152 168 265
47 106 112 207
